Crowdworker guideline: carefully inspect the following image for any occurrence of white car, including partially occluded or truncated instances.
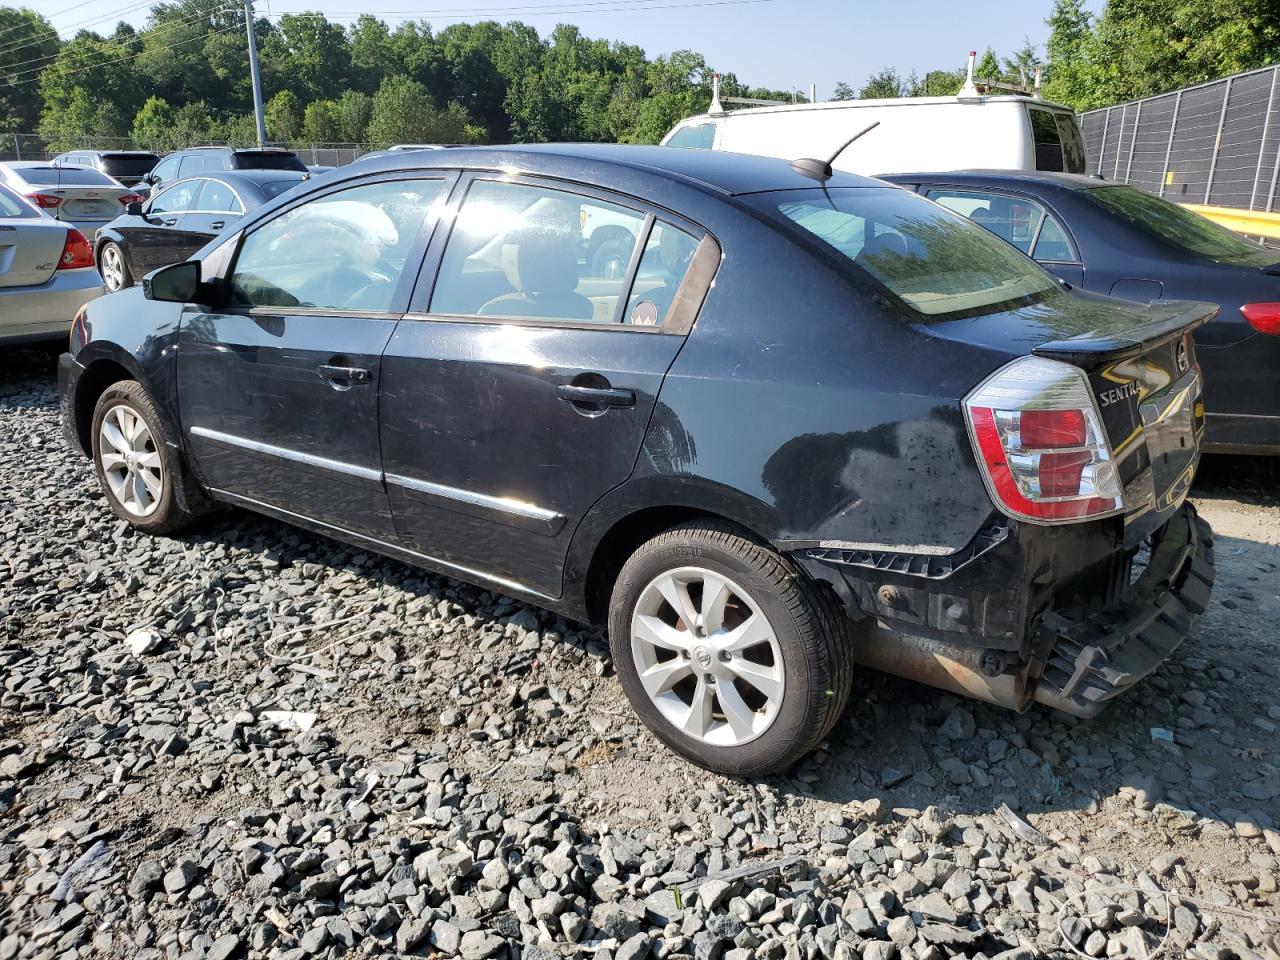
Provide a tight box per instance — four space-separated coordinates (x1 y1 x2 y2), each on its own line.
0 162 142 242
0 184 103 344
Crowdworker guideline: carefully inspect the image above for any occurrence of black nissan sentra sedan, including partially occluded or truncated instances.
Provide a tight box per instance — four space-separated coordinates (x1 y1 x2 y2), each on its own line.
94 170 310 292
58 145 1215 775
882 170 1280 455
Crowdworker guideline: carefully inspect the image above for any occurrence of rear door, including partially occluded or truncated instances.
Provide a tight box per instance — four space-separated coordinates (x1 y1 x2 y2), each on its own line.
177 173 452 540
380 174 717 599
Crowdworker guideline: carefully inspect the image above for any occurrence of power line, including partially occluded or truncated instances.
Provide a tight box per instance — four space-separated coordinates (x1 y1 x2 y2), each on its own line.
1 6 238 76
5 22 243 87
0 0 98 44
268 0 775 18
0 0 160 58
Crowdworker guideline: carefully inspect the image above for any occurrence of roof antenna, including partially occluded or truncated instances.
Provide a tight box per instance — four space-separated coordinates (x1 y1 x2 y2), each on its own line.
789 120 881 182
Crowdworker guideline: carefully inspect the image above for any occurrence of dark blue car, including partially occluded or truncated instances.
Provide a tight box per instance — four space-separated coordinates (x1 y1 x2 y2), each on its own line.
882 170 1280 454
58 145 1215 774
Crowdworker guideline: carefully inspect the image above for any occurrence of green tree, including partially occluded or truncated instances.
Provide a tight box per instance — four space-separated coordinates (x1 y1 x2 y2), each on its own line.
131 96 177 148
332 89 373 141
303 99 339 141
1003 39 1044 88
365 74 473 144
265 90 303 141
860 67 908 99
976 47 1002 82
1043 0 1094 108
0 8 59 131
830 81 856 101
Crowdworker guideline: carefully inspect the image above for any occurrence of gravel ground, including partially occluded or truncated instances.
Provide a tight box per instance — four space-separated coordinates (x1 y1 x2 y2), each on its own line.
1 346 1278 960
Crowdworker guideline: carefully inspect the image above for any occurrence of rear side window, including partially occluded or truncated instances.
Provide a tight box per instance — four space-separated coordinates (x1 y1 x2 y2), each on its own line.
230 179 445 312
0 185 36 218
625 221 700 326
750 186 1056 318
196 180 242 213
925 188 1077 262
666 123 717 149
430 179 649 325
1029 109 1085 174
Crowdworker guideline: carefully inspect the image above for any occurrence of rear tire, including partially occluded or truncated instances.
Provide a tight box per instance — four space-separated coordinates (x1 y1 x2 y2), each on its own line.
98 241 131 292
608 521 854 776
90 381 203 535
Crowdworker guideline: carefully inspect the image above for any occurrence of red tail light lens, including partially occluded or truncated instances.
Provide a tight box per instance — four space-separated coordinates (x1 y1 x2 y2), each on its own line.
965 356 1124 523
58 229 94 270
27 192 62 209
119 193 145 206
1241 302 1280 335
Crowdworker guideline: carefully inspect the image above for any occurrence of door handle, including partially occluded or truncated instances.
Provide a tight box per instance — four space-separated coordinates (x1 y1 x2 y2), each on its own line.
318 363 371 386
556 383 636 408
162 218 177 226
209 220 225 230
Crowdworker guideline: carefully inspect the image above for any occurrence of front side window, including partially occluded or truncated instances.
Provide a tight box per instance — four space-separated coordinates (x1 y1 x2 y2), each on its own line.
751 186 1056 318
149 156 180 185
666 122 718 149
197 180 242 213
230 178 444 312
1085 185 1274 266
148 181 200 215
430 180 648 324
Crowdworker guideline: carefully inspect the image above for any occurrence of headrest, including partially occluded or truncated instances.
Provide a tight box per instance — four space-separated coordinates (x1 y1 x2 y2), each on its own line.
659 227 697 275
501 222 579 296
861 231 908 260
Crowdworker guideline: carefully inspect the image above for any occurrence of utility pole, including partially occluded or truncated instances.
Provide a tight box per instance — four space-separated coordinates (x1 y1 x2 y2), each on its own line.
244 0 267 147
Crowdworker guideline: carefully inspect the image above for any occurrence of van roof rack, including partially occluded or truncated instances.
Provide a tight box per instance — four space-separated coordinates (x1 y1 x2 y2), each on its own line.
708 73 800 114
958 50 1042 100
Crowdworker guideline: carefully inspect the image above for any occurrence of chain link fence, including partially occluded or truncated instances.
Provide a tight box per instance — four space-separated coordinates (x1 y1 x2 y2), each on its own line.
0 134 374 166
1081 64 1280 211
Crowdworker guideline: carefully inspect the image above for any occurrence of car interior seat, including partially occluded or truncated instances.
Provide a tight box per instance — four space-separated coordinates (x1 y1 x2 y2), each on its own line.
479 224 593 320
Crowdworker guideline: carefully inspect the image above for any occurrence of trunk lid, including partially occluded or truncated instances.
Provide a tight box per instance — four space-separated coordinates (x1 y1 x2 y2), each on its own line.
45 186 124 223
0 221 67 289
922 291 1216 543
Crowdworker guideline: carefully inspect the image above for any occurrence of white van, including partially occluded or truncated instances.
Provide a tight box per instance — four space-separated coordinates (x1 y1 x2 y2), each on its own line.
661 62 1087 177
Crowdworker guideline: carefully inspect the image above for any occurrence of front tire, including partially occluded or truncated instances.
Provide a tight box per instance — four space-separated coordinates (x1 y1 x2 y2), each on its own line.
98 241 131 292
609 521 854 776
90 381 200 535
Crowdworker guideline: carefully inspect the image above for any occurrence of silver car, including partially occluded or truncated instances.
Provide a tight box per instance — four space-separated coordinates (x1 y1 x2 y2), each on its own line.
0 185 103 344
0 162 140 242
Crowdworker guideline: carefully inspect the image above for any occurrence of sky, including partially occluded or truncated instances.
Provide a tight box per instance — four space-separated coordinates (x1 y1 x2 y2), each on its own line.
21 0 1082 101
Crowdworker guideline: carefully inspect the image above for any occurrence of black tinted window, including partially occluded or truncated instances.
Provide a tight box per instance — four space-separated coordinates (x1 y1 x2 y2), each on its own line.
1029 109 1065 172
751 187 1055 318
231 152 307 172
260 177 308 199
102 154 159 177
1055 115 1086 174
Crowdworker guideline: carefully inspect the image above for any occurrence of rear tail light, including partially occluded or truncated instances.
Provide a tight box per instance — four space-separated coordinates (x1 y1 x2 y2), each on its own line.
119 193 145 206
1240 302 1280 335
964 356 1124 523
27 192 62 209
58 229 94 270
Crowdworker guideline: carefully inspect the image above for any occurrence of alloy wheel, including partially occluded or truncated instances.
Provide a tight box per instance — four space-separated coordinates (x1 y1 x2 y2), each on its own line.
100 244 125 291
630 566 785 747
98 404 164 517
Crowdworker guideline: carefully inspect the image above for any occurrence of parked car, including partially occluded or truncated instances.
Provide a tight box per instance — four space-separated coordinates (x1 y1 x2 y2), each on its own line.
52 150 160 188
0 162 142 241
144 147 308 192
881 170 1280 454
59 145 1215 775
94 170 310 291
0 183 102 344
662 60 1085 177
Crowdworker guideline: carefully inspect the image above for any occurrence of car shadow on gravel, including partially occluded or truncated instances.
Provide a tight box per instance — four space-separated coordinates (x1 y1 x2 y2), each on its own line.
1194 453 1280 507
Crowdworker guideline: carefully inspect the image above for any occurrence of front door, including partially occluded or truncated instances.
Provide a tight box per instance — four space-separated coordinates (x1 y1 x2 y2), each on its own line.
177 175 451 540
380 175 715 599
128 179 202 276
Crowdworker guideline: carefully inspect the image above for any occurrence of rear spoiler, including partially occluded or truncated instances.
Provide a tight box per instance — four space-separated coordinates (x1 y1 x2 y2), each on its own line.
1032 301 1218 367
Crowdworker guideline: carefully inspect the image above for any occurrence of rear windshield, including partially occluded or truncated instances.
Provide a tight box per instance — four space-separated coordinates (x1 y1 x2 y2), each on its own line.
0 185 36 218
101 154 159 177
260 176 308 199
1085 185 1275 265
12 167 117 186
749 186 1056 318
231 152 307 172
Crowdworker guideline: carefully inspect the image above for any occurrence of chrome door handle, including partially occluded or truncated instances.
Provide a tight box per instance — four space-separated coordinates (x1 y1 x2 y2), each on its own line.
162 218 177 226
318 364 371 386
556 384 636 408
209 220 225 230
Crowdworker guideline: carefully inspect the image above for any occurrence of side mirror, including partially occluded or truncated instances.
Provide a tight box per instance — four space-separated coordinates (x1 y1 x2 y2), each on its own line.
125 201 144 216
143 260 201 303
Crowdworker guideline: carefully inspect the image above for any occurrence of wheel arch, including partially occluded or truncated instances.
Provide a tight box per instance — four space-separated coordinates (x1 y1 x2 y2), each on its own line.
68 347 146 457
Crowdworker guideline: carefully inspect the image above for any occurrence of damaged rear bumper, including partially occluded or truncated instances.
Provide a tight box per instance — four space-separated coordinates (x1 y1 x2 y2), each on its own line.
796 502 1215 718
1030 503 1214 717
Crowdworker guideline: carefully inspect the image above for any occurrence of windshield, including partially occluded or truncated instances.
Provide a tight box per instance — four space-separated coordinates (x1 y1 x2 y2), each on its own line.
260 176 308 199
12 167 117 186
749 187 1057 318
231 152 308 172
101 154 159 177
1085 185 1274 265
